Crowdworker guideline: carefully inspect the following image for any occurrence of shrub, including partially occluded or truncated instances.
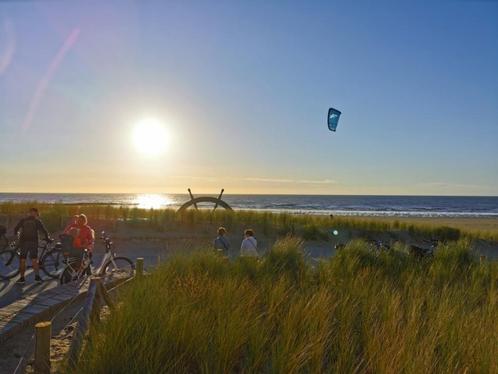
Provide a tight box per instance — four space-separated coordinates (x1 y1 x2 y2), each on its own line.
263 237 307 284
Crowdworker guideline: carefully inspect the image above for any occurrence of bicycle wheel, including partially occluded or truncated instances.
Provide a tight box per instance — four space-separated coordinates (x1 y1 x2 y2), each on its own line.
0 235 8 251
40 250 65 279
60 265 79 285
0 250 20 279
102 256 135 279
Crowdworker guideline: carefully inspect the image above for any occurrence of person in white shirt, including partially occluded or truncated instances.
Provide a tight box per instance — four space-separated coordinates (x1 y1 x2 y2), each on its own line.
240 229 258 257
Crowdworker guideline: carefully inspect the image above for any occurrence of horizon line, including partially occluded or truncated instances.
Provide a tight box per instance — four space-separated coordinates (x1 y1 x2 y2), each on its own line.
1 191 497 198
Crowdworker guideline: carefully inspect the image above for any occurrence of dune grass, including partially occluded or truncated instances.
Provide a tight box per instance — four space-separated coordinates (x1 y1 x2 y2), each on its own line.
75 238 497 373
1 202 497 242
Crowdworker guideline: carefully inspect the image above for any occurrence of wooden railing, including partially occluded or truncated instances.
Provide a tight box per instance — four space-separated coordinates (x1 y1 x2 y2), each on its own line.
32 258 144 374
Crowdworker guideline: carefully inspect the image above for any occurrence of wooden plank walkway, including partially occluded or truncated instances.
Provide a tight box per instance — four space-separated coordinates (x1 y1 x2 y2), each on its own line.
0 280 90 344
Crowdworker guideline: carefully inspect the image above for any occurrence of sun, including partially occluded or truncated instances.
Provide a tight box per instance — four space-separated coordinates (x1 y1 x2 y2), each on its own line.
132 118 169 156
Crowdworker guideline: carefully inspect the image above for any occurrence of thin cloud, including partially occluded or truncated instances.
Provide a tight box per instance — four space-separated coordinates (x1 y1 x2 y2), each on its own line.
245 177 338 185
417 181 494 193
171 175 338 185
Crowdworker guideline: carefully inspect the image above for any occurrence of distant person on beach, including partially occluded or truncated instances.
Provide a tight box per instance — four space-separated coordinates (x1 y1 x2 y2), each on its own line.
213 227 230 254
240 229 258 257
13 208 51 284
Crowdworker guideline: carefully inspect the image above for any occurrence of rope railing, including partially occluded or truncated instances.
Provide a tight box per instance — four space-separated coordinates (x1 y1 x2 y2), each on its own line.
65 258 143 370
12 278 88 374
13 257 143 374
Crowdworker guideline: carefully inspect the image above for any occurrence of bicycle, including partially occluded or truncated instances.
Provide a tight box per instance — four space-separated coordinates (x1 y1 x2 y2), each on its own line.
60 231 135 284
366 239 391 253
0 236 63 280
409 239 439 259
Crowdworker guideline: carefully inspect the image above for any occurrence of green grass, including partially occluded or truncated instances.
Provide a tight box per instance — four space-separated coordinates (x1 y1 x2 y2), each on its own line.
75 238 498 373
2 202 497 241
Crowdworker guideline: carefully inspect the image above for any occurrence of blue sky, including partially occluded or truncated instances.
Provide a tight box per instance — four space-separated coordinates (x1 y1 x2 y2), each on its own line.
0 0 497 195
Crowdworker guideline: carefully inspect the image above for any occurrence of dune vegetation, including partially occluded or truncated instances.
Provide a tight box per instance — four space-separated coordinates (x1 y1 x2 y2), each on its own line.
1 202 497 242
75 237 497 373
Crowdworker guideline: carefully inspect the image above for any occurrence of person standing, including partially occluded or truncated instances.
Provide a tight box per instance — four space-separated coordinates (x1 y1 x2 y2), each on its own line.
240 229 258 257
72 214 95 253
63 215 80 234
213 227 231 254
13 208 51 284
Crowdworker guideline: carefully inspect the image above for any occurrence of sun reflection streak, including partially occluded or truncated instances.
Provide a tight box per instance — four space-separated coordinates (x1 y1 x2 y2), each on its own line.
135 194 172 209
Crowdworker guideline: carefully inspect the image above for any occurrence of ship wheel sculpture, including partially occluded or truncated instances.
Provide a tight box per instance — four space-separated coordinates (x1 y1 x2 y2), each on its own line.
177 188 233 213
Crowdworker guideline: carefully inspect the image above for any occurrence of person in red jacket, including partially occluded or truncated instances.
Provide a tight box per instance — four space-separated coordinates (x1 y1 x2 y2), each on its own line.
63 215 79 234
74 214 94 252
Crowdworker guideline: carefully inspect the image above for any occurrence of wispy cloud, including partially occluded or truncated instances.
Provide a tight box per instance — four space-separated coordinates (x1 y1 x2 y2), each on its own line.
244 177 337 185
171 175 337 185
416 181 495 194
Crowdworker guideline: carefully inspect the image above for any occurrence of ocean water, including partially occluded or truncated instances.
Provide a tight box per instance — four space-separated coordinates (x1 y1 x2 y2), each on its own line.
0 193 497 218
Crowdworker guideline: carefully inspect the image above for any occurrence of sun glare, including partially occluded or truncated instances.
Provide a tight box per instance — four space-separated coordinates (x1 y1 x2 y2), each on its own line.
132 118 169 156
135 194 172 209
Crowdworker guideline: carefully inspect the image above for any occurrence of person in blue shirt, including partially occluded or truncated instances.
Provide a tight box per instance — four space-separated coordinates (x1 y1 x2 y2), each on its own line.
213 227 230 254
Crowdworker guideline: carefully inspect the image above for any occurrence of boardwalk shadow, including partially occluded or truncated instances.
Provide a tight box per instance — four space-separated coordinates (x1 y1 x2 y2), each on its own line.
0 281 86 343
0 276 54 308
0 280 8 294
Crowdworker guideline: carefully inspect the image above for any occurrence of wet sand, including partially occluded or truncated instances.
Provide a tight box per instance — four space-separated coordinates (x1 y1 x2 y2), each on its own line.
342 216 498 235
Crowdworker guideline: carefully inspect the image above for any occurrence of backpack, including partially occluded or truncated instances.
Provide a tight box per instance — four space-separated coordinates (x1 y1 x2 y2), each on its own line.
60 234 74 252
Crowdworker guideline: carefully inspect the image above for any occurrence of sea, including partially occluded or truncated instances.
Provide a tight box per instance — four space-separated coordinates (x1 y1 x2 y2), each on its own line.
0 193 497 218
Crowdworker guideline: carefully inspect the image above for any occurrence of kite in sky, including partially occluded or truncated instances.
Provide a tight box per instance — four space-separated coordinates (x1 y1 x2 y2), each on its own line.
328 108 342 132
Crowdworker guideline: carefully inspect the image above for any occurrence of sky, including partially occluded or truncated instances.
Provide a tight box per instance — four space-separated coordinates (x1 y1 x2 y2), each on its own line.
0 0 497 195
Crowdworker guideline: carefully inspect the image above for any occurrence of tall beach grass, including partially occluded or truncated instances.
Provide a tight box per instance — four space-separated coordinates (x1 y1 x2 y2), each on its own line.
1 202 496 241
76 238 498 373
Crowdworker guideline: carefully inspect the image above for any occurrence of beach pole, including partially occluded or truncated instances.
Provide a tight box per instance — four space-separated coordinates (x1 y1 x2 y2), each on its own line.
136 257 144 277
188 188 198 210
34 321 51 374
213 188 225 212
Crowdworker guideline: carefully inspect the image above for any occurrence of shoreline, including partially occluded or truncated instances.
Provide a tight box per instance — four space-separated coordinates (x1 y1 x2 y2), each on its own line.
1 203 497 219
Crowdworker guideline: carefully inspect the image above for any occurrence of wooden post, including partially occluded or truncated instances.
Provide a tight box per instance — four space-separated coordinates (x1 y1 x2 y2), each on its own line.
91 277 104 323
34 321 51 374
480 255 486 264
188 188 198 210
136 257 144 277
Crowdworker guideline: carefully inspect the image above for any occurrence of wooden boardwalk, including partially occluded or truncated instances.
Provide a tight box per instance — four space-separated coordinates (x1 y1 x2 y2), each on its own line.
0 280 90 344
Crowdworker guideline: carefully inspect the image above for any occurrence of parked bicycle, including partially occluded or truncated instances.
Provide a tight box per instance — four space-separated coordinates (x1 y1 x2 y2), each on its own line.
409 239 439 259
366 239 391 252
60 231 134 284
0 236 63 280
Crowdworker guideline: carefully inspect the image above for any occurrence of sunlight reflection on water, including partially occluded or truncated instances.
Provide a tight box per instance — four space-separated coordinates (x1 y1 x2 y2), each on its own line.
134 194 173 209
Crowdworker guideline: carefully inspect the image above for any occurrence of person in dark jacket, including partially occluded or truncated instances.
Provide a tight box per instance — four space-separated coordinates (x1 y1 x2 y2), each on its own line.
13 208 51 284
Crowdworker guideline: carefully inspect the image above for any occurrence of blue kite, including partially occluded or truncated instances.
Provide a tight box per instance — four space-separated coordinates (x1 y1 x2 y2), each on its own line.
328 108 342 132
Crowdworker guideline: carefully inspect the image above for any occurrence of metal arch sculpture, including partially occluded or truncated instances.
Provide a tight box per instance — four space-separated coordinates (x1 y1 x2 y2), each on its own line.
176 188 233 213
